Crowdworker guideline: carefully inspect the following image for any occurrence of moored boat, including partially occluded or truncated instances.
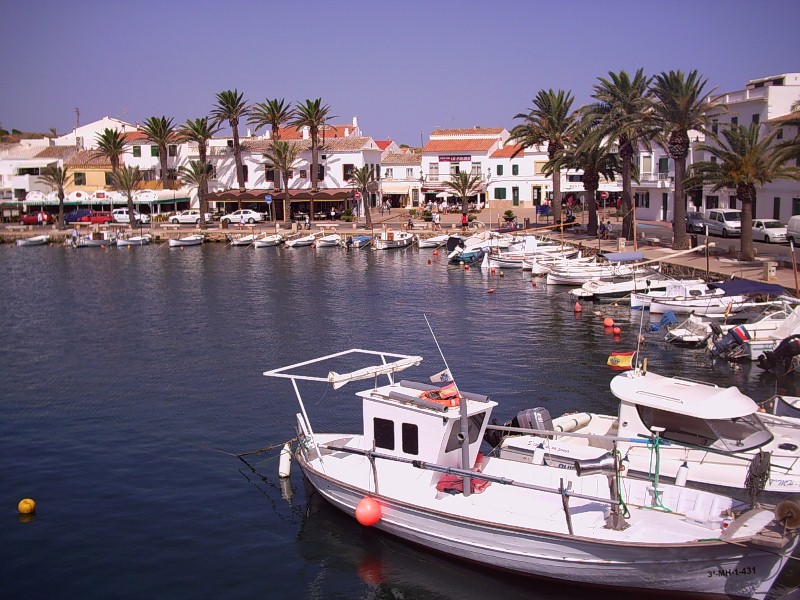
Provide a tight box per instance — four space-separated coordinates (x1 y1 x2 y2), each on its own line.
229 233 257 246
253 234 283 248
344 235 372 249
16 234 51 246
116 234 151 247
266 349 799 599
73 230 117 248
417 233 450 248
316 233 342 247
286 232 319 247
168 234 204 247
374 229 414 250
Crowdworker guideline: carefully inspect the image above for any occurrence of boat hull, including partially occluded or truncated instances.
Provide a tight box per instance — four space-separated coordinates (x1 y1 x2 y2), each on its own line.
16 235 50 246
298 453 792 599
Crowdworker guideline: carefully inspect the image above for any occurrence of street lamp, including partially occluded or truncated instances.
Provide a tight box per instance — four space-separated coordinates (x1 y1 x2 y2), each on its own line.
418 171 425 208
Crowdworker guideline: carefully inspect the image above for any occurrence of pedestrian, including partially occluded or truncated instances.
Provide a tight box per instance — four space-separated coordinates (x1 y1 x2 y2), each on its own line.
330 208 336 220
461 213 468 232
304 214 310 230
432 211 441 231
238 215 245 230
37 211 43 226
599 221 609 239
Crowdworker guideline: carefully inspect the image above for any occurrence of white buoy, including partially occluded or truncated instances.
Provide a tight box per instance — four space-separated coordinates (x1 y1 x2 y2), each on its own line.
675 461 689 487
278 442 292 478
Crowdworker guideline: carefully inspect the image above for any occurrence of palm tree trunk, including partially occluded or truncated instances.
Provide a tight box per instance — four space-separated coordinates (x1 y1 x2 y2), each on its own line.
160 145 169 188
310 131 319 191
739 184 756 261
620 143 634 240
199 143 209 199
363 187 372 228
58 193 65 229
232 121 244 209
552 169 562 223
127 194 136 229
672 154 689 249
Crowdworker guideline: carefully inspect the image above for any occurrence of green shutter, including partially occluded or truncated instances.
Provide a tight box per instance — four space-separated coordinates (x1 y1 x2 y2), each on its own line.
133 146 141 157
494 188 506 200
496 165 503 176
151 146 159 157
512 164 519 176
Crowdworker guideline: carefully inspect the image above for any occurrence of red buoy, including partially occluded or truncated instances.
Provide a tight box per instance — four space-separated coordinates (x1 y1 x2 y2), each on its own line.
355 497 381 526
574 302 582 312
603 317 614 327
613 326 621 335
531 281 537 287
433 249 439 256
464 265 470 271
427 259 432 264
490 267 496 275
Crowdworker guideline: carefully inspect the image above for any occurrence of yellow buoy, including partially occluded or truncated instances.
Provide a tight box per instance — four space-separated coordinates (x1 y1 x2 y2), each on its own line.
18 498 36 514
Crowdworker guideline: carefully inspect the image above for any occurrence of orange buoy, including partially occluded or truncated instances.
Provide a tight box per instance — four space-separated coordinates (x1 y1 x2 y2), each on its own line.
355 497 381 526
613 335 621 343
613 326 621 335
574 302 582 312
487 288 495 294
433 249 439 256
18 498 36 514
603 317 614 327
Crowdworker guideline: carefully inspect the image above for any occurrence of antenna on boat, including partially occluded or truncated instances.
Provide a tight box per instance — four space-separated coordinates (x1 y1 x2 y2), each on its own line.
424 314 473 496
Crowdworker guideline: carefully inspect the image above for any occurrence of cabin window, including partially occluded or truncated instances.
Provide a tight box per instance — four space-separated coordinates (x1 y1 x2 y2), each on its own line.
402 423 419 455
373 418 395 450
444 413 487 453
636 406 772 453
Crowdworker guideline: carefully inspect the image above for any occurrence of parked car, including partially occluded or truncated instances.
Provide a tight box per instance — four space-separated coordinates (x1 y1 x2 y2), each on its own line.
752 219 787 243
685 211 705 233
112 208 151 224
220 209 264 224
169 210 214 225
704 209 742 238
19 211 54 225
81 210 114 224
787 216 800 244
64 208 93 224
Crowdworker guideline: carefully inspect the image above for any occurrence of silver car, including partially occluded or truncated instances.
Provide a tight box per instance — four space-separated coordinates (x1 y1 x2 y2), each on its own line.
752 219 787 243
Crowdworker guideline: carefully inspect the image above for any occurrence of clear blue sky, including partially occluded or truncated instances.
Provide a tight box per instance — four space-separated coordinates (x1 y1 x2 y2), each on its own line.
2 0 798 146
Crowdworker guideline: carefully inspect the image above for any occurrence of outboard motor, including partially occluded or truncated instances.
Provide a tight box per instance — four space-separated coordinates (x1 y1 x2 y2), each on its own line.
758 334 800 374
710 325 750 358
446 236 466 253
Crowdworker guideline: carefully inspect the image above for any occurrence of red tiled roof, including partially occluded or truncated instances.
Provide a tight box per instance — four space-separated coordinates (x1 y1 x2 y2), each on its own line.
490 144 524 158
375 140 392 150
35 146 78 159
430 127 504 136
65 150 112 168
382 152 420 165
423 139 497 153
242 136 375 153
124 131 148 142
276 123 355 140
768 111 800 124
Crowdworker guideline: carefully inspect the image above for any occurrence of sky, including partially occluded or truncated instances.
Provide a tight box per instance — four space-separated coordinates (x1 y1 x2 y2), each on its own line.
2 0 799 147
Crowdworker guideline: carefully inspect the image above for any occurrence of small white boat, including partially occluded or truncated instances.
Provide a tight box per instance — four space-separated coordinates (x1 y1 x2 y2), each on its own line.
116 234 152 247
230 234 257 246
374 229 414 250
16 234 51 246
631 281 719 310
168 234 204 247
265 349 799 599
286 232 319 247
345 235 372 249
316 233 342 247
253 234 283 248
572 275 705 302
73 231 117 248
417 234 450 248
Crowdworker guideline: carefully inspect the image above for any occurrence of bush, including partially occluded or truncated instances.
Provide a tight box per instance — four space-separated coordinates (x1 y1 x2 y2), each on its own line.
503 209 516 222
467 214 477 222
408 208 417 218
340 208 354 223
422 210 433 222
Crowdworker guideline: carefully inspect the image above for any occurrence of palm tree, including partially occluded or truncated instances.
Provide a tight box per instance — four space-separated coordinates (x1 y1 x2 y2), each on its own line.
554 124 621 235
349 165 375 228
111 165 143 228
39 165 71 228
93 127 128 172
179 161 214 229
248 98 292 141
140 116 176 186
651 70 719 249
261 140 301 223
178 117 219 198
291 99 334 191
443 171 483 220
509 89 576 223
583 69 658 240
688 124 800 261
776 100 800 163
210 89 250 199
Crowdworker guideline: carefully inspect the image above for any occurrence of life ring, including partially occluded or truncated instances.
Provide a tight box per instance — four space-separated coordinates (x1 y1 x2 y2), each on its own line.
420 384 461 408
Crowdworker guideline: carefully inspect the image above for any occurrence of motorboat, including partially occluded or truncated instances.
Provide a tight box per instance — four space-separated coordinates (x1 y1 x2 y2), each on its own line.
286 232 319 247
16 234 50 246
572 275 705 303
168 234 204 247
708 304 800 361
316 233 342 247
73 230 117 248
229 233 257 246
489 366 800 501
647 280 788 316
253 234 283 248
116 234 151 247
632 281 720 311
525 254 596 275
265 349 799 599
373 229 414 250
417 234 450 248
344 235 372 249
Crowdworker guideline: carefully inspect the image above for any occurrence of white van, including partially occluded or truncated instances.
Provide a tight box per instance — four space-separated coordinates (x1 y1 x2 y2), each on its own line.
112 208 151 225
787 215 800 244
704 209 741 237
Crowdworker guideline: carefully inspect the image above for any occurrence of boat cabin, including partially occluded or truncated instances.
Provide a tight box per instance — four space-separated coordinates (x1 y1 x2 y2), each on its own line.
611 371 773 454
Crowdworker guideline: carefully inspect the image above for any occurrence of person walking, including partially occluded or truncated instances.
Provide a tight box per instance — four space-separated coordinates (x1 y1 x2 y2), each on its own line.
460 213 468 233
432 211 441 231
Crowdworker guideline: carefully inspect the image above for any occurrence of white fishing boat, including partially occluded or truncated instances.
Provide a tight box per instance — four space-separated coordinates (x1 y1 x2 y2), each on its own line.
253 234 283 248
265 349 799 599
286 232 319 247
547 251 654 286
525 254 596 275
632 281 720 310
417 234 450 248
16 234 51 246
709 304 800 361
374 229 414 250
572 275 705 302
73 230 117 248
116 234 151 247
316 233 342 247
230 233 257 246
345 235 372 249
491 365 800 501
168 234 204 247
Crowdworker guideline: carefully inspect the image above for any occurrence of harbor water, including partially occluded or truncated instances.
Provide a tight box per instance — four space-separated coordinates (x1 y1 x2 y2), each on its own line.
1 242 798 599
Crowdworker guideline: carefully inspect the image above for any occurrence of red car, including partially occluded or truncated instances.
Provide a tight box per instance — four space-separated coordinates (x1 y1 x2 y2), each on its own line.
19 212 54 225
81 211 114 224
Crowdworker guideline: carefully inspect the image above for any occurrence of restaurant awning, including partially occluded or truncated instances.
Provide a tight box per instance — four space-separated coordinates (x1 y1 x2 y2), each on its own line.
381 183 412 195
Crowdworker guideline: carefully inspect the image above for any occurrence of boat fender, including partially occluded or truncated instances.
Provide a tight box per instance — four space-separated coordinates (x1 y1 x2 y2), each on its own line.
355 497 381 526
552 413 591 433
278 442 292 478
675 461 689 487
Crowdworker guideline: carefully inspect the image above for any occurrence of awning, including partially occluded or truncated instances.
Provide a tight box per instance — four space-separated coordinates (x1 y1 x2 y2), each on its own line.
381 183 412 195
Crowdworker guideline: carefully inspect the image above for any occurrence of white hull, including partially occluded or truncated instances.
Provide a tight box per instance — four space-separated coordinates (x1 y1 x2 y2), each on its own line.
649 294 747 316
253 234 282 247
632 282 722 310
346 235 372 249
16 235 50 246
573 277 704 302
374 230 414 250
230 234 257 246
286 234 318 247
168 235 203 247
417 234 450 248
316 234 342 247
116 235 151 247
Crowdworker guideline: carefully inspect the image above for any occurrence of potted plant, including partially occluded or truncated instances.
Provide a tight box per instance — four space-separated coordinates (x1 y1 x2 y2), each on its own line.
340 209 354 222
503 209 516 223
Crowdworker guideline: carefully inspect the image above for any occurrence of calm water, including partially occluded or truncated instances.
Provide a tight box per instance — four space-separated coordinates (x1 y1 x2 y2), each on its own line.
1 242 798 599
